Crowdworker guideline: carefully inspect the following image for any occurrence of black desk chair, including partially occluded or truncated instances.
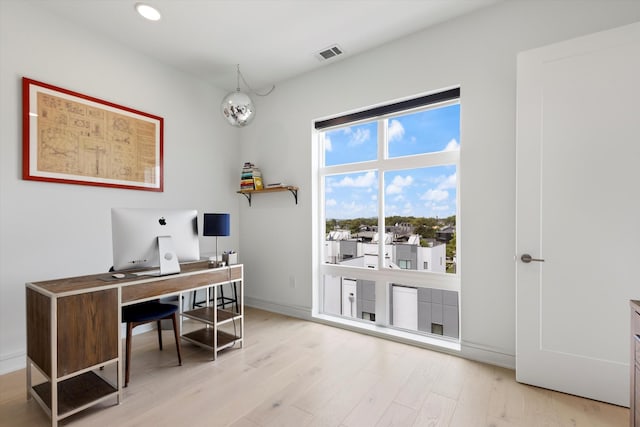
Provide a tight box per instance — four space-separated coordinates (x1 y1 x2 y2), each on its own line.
122 301 183 387
108 267 182 387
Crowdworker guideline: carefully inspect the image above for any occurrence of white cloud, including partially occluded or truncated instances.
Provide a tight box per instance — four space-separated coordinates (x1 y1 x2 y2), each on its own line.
344 127 370 146
432 204 450 211
444 138 459 151
421 188 449 202
340 200 375 216
386 184 402 195
387 201 414 216
438 172 457 190
386 175 413 195
326 199 337 207
388 119 405 143
333 171 376 188
402 202 413 215
324 136 333 152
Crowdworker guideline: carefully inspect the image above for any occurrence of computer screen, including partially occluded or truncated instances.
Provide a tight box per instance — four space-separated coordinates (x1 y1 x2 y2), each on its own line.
111 208 200 272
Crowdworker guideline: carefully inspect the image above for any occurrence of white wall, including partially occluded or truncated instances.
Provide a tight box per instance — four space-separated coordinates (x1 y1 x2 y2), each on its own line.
0 2 241 373
239 1 640 366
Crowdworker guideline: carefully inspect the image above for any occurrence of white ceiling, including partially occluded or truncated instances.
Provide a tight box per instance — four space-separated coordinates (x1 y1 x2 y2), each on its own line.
34 0 502 92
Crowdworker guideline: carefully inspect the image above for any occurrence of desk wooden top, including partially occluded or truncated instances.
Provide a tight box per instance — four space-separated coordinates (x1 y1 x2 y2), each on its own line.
26 261 242 301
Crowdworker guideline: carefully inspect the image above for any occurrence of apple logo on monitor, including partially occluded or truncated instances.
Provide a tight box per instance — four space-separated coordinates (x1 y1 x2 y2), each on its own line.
158 217 167 226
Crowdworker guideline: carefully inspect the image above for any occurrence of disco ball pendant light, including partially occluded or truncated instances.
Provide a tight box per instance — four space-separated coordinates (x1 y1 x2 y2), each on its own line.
221 65 255 127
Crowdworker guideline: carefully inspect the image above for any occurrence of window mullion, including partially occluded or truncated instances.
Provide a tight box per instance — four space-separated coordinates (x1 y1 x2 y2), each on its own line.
319 160 383 176
378 119 387 269
377 118 388 326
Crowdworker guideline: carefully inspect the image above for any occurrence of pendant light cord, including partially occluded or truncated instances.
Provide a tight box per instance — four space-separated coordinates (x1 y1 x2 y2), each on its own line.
236 64 275 97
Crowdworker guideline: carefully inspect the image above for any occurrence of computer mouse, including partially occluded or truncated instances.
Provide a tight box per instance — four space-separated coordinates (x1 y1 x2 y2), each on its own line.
112 273 126 279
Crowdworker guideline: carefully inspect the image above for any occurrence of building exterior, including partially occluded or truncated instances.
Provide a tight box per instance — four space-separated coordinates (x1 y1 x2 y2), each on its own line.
324 230 447 272
323 228 458 339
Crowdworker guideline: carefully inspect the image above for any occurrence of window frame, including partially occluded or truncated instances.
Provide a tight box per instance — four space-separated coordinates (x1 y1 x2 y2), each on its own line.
312 89 461 346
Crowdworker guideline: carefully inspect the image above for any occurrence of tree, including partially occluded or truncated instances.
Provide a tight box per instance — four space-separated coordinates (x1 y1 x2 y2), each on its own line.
446 232 456 259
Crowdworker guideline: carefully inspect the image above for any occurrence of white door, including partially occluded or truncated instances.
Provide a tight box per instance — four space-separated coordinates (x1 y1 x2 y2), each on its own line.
392 285 418 330
516 22 640 406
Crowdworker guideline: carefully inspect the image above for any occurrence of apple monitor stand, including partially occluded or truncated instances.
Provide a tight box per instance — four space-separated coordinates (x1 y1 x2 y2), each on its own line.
158 235 181 275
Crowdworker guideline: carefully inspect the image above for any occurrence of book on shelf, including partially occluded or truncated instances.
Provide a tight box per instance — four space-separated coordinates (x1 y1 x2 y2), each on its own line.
265 182 283 188
254 176 264 190
239 162 262 190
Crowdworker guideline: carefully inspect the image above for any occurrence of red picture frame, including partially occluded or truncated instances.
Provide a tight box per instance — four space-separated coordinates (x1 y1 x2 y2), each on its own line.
22 77 164 192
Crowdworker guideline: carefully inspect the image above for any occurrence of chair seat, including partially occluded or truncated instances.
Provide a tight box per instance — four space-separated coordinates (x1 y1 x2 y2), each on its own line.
122 301 178 323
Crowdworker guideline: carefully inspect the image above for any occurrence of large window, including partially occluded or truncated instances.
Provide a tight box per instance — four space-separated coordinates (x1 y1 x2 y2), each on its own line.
315 88 460 345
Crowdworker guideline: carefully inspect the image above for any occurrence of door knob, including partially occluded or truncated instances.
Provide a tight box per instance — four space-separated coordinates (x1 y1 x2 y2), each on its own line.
521 254 545 263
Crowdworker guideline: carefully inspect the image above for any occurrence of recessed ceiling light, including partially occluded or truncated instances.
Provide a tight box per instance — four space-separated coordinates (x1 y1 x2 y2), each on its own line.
135 3 161 21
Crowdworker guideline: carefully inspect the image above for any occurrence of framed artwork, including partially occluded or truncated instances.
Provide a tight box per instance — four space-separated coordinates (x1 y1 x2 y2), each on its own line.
22 77 164 191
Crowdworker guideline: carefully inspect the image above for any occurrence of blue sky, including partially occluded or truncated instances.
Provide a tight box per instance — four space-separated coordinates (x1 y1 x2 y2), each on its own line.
324 104 459 220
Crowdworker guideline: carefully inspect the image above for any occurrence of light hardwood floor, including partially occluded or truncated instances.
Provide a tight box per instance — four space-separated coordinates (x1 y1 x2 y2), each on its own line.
0 307 629 426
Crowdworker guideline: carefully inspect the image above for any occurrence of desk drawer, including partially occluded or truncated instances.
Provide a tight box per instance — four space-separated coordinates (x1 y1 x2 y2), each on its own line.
58 289 119 376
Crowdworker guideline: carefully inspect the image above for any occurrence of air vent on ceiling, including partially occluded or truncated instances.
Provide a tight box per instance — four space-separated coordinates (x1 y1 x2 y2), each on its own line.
315 44 344 61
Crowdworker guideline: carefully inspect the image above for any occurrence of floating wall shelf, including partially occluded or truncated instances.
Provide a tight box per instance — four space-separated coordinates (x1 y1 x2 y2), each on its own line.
237 186 299 206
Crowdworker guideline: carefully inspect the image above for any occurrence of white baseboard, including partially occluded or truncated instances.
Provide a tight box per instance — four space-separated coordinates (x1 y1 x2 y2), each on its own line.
460 340 515 370
0 351 26 375
245 296 312 321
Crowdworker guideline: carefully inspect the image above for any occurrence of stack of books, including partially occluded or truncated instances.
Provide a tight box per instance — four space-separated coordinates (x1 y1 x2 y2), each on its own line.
240 162 263 190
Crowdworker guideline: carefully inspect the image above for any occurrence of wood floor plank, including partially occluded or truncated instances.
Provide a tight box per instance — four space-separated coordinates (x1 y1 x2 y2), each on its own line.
393 349 449 411
412 392 457 427
374 401 417 427
486 365 535 425
341 349 417 427
228 418 261 427
0 307 630 427
551 390 629 427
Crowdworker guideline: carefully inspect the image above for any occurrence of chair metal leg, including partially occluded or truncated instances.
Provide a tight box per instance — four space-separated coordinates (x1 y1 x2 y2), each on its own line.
171 313 182 366
232 282 239 313
125 322 133 387
219 285 226 309
156 320 163 350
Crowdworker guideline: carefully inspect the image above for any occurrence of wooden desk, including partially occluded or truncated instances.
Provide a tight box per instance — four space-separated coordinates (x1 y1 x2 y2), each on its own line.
25 261 243 427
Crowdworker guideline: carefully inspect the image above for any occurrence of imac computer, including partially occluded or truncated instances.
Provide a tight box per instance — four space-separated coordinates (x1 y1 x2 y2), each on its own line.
111 208 200 275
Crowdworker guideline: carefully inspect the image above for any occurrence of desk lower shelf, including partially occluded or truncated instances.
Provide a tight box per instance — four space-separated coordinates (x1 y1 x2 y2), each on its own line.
31 371 118 419
182 328 241 352
182 306 241 325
